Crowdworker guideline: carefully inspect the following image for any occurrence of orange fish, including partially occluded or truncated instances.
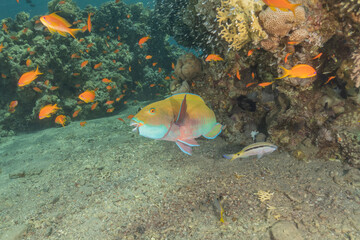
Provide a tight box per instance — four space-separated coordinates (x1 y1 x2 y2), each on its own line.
72 109 81 118
55 115 67 127
145 55 152 60
50 86 59 90
33 87 42 93
127 114 134 119
39 104 60 119
258 81 274 88
284 53 292 63
94 62 102 69
91 102 98 110
262 0 301 15
149 84 156 87
236 70 241 80
152 62 158 66
114 49 119 53
18 66 43 87
79 90 95 103
205 54 223 62
71 53 81 58
138 36 150 47
117 118 125 122
87 13 92 32
0 42 4 52
105 100 114 105
117 42 123 46
102 78 112 83
107 108 115 113
81 25 87 32
158 68 161 73
287 41 300 45
312 53 323 60
87 43 94 48
81 60 89 68
247 49 255 56
23 28 28 33
73 73 80 76
115 0 120 3
118 67 125 71
106 86 112 91
39 13 81 39
26 59 32 67
171 62 175 69
276 64 317 79
1 74 6 78
165 76 170 80
2 23 8 33
9 100 18 113
44 80 50 86
325 76 336 84
246 82 256 88
129 66 132 72
123 101 128 104
80 121 87 127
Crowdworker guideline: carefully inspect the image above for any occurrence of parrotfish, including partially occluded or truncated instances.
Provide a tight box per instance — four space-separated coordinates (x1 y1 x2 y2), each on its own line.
223 142 277 161
130 93 223 155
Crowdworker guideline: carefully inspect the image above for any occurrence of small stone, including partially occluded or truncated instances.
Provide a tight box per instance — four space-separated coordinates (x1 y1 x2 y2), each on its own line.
270 221 303 240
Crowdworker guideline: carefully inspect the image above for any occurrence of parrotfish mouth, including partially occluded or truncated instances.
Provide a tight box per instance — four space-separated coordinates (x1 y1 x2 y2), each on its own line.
130 117 143 133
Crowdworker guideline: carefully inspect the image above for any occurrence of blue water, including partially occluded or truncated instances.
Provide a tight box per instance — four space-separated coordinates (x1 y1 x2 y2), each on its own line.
1 0 154 19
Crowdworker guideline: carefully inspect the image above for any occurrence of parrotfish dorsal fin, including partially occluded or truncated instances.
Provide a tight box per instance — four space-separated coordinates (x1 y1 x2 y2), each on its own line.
176 140 192 155
203 123 222 139
175 94 187 125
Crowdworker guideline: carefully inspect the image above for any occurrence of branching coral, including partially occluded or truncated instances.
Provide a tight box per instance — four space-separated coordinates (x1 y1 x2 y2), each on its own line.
216 0 267 50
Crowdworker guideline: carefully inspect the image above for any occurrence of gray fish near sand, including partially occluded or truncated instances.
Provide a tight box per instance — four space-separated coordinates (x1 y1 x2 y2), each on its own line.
223 142 277 161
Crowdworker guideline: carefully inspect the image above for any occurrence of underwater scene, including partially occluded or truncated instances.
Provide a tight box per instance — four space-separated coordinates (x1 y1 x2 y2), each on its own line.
0 0 360 239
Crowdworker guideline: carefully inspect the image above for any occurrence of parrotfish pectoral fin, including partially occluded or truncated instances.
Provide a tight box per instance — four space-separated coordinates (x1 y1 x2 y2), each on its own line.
223 154 234 160
257 154 264 159
203 123 222 139
175 94 187 125
176 141 192 155
177 138 200 147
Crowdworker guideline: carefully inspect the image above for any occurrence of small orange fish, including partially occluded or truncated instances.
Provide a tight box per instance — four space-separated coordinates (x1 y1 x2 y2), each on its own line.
50 86 59 90
87 43 94 48
81 25 87 32
138 36 150 47
71 53 81 58
117 118 125 122
39 13 81 39
105 100 114 105
2 23 8 33
129 66 132 72
246 82 256 88
106 86 112 91
33 87 42 93
0 42 4 52
80 121 87 127
73 73 80 76
44 80 50 86
1 74 6 78
236 70 241 80
152 62 158 66
165 76 170 80
55 115 67 127
158 68 161 73
287 41 300 45
102 78 112 83
276 64 317 79
171 75 177 80
39 104 60 119
94 62 102 69
247 49 255 56
29 51 36 55
117 42 123 46
127 14 131 19
72 109 81 118
107 108 115 113
75 84 81 88
87 13 92 32
145 55 152 60
118 67 125 71
117 94 124 101
284 53 292 63
115 0 120 3
262 0 301 15
26 59 32 67
18 66 43 87
23 28 28 33
312 53 323 60
81 60 89 68
205 54 223 62
79 90 96 103
258 81 274 88
171 62 175 69
123 101 128 104
127 114 134 119
114 49 119 53
9 100 18 113
251 72 255 79
91 102 98 110
325 76 336 84
112 59 116 63
149 84 156 87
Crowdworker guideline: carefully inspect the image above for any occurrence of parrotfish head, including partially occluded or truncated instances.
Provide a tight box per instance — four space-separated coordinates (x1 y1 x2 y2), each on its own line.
130 102 173 139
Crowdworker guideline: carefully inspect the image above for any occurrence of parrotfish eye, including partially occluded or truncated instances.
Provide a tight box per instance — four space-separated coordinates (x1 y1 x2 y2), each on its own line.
149 108 156 114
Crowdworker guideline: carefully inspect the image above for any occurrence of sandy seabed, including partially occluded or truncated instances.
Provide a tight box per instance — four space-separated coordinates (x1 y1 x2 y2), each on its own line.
0 103 360 240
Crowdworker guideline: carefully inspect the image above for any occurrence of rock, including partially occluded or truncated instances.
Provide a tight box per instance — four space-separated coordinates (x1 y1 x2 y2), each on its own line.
270 221 303 240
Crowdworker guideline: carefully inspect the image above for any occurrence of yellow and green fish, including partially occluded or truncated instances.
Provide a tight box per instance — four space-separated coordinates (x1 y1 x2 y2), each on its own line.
223 142 277 161
130 93 222 155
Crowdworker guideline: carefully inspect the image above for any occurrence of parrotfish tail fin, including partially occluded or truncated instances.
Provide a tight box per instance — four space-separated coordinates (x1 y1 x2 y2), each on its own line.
223 154 234 160
176 141 192 155
276 66 289 79
290 4 301 15
175 94 187 125
203 123 222 139
68 28 82 39
35 65 43 75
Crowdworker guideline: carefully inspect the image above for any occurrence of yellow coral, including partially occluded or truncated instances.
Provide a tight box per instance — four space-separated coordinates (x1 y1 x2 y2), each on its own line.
255 190 274 202
216 0 268 50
